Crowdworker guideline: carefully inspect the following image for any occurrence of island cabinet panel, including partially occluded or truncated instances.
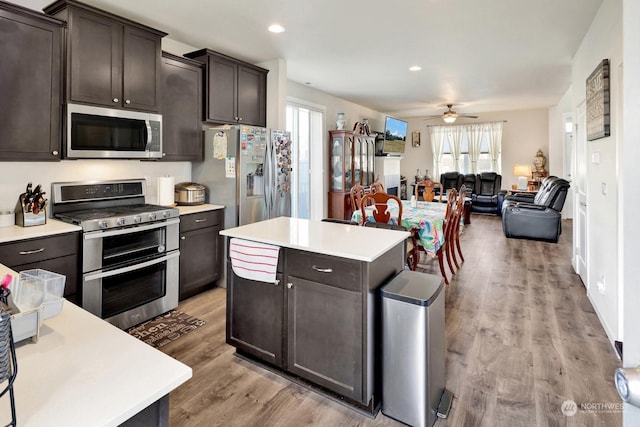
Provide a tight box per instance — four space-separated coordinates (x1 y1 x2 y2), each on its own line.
45 0 166 112
286 276 363 402
226 251 285 368
179 209 223 300
0 2 63 160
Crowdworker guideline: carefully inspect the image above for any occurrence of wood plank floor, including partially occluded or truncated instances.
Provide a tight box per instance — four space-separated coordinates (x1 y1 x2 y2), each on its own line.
161 215 622 426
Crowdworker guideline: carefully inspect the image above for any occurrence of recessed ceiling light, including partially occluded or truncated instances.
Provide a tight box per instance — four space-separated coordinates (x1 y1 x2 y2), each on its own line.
409 66 422 71
305 82 312 85
268 24 286 33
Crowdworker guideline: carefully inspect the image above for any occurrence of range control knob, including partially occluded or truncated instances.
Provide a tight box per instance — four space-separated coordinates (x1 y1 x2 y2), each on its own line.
162 210 170 218
99 220 108 229
116 217 126 226
133 216 142 223
149 213 157 221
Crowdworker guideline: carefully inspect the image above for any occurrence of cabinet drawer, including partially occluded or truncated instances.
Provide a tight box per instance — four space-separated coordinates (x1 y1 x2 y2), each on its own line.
179 209 223 233
0 232 80 267
286 250 361 292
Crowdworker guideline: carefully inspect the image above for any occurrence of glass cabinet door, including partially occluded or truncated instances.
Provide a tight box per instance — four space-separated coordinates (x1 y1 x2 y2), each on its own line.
367 138 375 185
331 136 344 191
345 135 353 189
359 137 368 186
354 136 362 185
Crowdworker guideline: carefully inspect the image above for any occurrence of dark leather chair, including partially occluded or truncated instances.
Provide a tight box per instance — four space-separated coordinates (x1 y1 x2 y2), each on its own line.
462 174 477 197
501 177 571 243
439 172 463 195
471 172 506 215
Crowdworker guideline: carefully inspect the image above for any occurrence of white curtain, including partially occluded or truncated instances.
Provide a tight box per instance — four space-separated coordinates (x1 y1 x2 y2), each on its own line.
448 126 464 172
487 121 503 172
429 126 446 179
467 123 484 174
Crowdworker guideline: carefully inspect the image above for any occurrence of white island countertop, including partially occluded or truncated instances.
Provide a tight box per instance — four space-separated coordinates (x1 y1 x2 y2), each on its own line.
0 264 192 427
220 217 409 262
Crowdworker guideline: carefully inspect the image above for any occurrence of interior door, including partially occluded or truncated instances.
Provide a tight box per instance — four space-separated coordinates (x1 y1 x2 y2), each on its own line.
574 102 588 286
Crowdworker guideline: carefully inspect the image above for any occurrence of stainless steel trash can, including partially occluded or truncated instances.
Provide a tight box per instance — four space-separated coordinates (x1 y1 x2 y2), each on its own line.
381 270 446 427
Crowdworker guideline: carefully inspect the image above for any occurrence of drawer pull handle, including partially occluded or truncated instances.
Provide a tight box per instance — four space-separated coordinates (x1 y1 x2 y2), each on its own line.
312 265 333 273
19 248 45 255
195 219 208 223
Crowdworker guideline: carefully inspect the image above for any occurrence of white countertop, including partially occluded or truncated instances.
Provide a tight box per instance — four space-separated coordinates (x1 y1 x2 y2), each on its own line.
176 203 224 215
0 219 81 244
220 217 409 262
0 264 192 427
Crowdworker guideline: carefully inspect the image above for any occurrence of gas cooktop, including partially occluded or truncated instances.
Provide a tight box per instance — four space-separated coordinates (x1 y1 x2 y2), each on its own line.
55 203 179 232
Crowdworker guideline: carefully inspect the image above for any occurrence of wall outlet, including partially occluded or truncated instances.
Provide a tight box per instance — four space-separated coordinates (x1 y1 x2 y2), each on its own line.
601 182 607 196
597 276 606 294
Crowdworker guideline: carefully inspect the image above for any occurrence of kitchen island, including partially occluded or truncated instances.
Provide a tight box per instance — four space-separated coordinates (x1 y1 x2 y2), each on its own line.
0 264 192 427
220 217 408 415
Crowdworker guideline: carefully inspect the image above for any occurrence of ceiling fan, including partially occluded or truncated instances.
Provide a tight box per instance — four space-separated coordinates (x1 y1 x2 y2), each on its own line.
425 104 478 123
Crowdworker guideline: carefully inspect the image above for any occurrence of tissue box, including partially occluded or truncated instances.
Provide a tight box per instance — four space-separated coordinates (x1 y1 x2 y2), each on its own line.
9 269 66 343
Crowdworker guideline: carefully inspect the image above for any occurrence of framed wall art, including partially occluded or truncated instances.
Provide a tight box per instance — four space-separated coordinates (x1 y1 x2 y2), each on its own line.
586 59 610 141
412 131 421 147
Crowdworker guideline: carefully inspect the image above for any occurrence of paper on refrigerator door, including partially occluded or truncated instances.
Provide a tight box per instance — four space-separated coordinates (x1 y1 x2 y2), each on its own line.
225 157 235 178
213 131 227 159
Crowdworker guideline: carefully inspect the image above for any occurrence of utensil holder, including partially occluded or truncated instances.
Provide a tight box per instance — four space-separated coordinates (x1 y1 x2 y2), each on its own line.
0 310 18 426
14 200 46 227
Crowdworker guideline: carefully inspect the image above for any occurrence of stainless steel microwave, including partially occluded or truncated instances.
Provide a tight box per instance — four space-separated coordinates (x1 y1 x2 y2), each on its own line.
66 103 162 159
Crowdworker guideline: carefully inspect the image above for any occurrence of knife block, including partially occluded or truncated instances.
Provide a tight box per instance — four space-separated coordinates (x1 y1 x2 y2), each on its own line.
14 200 46 227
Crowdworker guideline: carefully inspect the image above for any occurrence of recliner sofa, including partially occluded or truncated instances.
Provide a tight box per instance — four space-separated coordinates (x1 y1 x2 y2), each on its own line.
439 171 506 215
501 176 571 243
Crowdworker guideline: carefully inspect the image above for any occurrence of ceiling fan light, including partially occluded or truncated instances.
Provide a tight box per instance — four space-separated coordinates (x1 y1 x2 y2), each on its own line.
443 116 456 123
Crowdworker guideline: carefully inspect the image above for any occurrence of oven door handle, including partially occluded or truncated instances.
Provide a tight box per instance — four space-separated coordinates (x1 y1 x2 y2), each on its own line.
84 251 180 281
84 218 180 240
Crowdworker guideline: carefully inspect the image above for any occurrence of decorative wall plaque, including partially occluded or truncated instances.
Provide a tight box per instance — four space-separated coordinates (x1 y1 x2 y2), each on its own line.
586 59 610 141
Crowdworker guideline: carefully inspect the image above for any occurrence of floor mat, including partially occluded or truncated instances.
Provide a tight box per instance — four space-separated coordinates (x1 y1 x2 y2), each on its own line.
127 310 205 349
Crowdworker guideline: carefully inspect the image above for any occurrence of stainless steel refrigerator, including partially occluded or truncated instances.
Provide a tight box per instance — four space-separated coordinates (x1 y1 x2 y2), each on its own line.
193 125 292 231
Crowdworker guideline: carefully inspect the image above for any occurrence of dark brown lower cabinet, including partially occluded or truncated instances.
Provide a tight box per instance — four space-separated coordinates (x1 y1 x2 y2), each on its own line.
226 269 284 368
0 232 80 304
226 243 404 413
179 209 223 300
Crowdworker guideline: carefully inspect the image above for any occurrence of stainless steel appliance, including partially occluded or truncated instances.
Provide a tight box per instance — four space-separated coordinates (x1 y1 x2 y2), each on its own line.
66 103 162 159
192 126 293 230
174 182 206 206
51 179 179 330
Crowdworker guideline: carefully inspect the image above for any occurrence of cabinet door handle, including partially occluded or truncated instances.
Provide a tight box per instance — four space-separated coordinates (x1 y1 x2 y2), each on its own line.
312 265 333 273
274 279 280 286
195 219 207 223
287 282 293 289
112 98 119 103
180 236 186 240
52 150 59 156
125 99 131 104
19 248 45 255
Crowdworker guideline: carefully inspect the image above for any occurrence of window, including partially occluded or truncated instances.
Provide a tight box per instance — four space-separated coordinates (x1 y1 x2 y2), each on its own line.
438 127 500 175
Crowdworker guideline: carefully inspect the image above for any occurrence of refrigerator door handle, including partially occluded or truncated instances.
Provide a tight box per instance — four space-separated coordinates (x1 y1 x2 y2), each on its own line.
265 139 273 218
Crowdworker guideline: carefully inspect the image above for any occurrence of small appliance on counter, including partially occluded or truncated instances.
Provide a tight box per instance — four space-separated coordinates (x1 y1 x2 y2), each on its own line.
174 182 206 206
14 182 47 227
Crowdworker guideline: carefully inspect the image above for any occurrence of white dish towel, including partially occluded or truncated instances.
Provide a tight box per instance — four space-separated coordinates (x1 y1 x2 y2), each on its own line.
229 238 280 284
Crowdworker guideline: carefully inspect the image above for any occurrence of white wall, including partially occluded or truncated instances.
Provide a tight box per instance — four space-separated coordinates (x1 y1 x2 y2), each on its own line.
402 109 550 189
623 0 640 422
571 0 622 342
549 87 574 218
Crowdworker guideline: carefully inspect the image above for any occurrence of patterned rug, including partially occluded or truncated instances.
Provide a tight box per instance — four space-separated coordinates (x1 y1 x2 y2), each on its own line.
127 310 206 349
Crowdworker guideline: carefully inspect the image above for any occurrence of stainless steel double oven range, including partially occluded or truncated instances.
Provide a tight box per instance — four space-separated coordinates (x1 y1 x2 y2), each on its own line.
52 179 179 330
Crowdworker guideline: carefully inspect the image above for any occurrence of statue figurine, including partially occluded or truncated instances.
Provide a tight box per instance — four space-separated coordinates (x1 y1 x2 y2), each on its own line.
532 148 548 183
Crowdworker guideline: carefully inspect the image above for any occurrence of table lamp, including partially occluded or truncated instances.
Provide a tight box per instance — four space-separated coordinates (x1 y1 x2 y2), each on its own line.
513 164 531 190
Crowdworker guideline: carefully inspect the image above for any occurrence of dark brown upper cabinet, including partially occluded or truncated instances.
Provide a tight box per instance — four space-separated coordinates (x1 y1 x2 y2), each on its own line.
184 49 268 127
0 2 64 161
44 0 166 113
161 52 203 161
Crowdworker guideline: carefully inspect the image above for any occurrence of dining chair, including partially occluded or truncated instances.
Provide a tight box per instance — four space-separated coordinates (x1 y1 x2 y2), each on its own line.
415 179 443 203
349 184 369 212
371 181 385 194
452 184 466 266
360 192 403 224
361 193 418 270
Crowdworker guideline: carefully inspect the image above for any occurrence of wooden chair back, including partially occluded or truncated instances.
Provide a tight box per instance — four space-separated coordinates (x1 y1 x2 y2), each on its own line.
370 181 385 194
360 192 403 224
350 184 369 211
415 179 443 203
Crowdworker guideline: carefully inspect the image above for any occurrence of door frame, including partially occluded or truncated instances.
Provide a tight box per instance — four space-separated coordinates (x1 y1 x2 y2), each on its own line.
573 101 588 287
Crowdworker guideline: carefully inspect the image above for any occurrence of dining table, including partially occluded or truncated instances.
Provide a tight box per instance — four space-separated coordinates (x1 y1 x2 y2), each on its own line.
351 200 448 257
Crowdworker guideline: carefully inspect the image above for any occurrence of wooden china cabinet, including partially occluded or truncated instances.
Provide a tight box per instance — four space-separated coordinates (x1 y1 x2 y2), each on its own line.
328 130 376 220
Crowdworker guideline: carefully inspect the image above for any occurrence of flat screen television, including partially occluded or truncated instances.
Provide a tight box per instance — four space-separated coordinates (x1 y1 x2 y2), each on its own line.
381 116 408 156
